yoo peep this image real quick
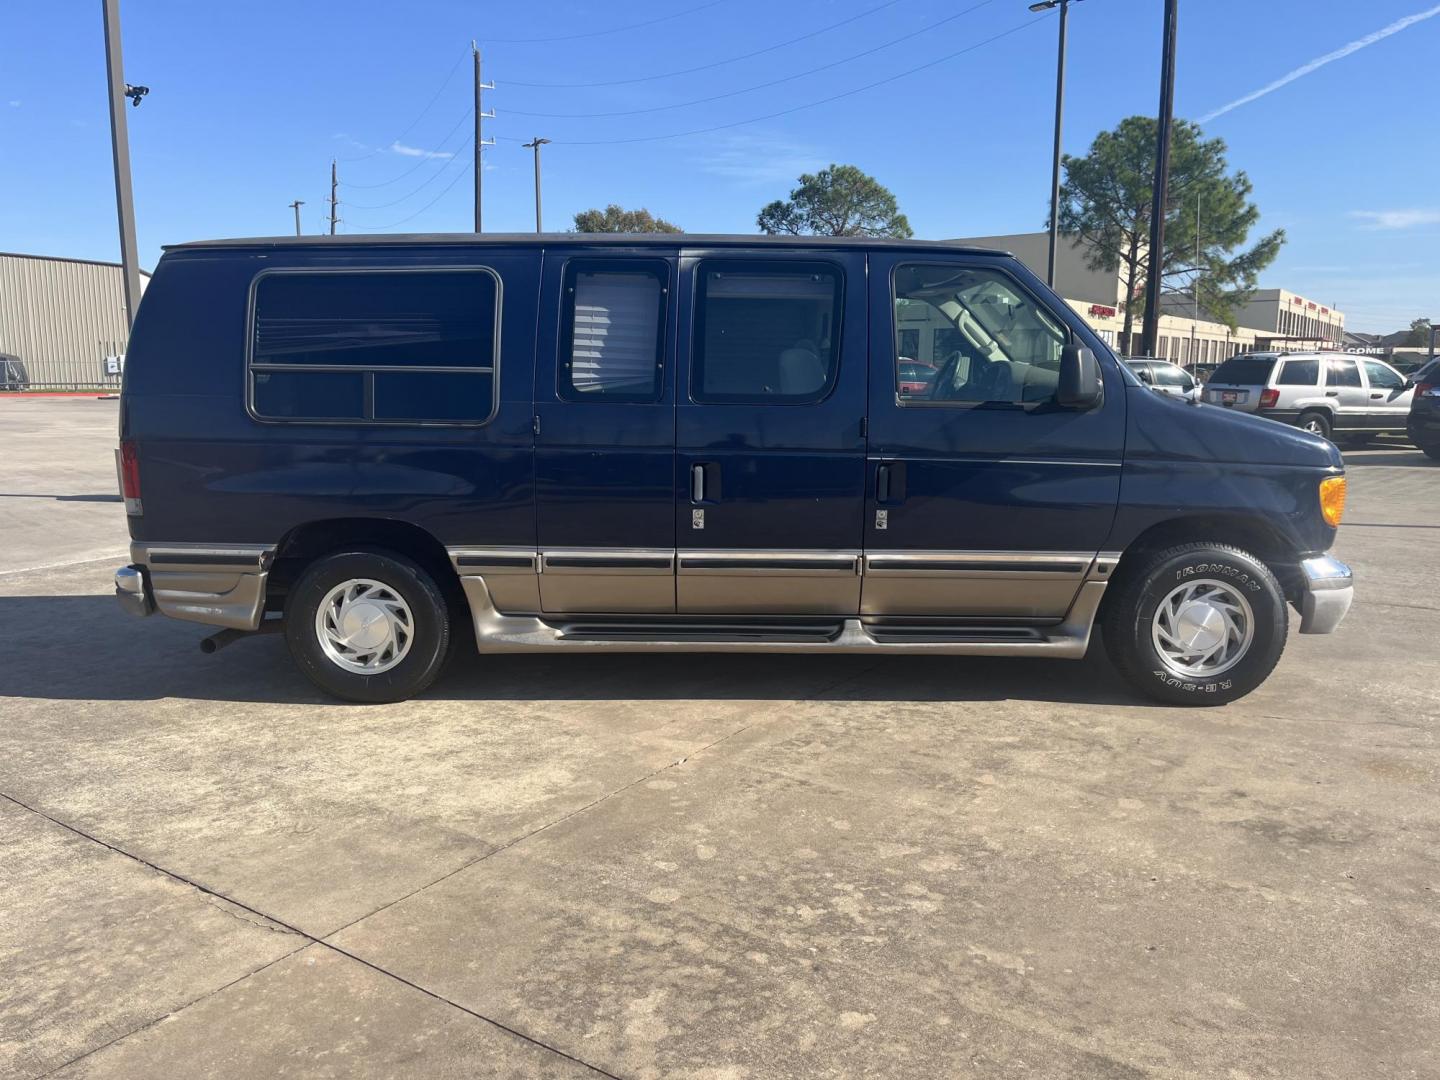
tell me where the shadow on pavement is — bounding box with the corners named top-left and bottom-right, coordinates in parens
top-left (1341, 450), bottom-right (1435, 467)
top-left (0, 593), bottom-right (1156, 709)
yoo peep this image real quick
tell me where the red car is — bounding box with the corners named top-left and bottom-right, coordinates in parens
top-left (897, 358), bottom-right (938, 396)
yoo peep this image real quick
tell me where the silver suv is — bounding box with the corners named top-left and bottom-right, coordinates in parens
top-left (1204, 351), bottom-right (1413, 443)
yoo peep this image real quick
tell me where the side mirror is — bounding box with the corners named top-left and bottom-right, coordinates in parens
top-left (1058, 344), bottom-right (1103, 409)
top-left (1136, 367), bottom-right (1154, 384)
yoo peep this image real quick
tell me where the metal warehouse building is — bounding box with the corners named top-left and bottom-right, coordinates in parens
top-left (0, 252), bottom-right (149, 389)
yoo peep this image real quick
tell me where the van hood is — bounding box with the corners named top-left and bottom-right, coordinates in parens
top-left (1124, 385), bottom-right (1343, 470)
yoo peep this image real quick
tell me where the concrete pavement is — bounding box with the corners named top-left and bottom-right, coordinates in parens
top-left (2, 398), bottom-right (1436, 1079)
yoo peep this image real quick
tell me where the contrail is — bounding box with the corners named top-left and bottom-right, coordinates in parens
top-left (1200, 4), bottom-right (1440, 122)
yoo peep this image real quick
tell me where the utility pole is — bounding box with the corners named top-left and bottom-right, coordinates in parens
top-left (1140, 0), bottom-right (1178, 359)
top-left (523, 137), bottom-right (550, 233)
top-left (327, 160), bottom-right (339, 235)
top-left (1028, 0), bottom-right (1077, 289)
top-left (102, 0), bottom-right (144, 331)
top-left (473, 41), bottom-right (495, 233)
top-left (289, 200), bottom-right (305, 237)
top-left (1190, 194), bottom-right (1199, 365)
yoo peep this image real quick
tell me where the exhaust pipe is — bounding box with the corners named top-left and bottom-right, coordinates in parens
top-left (199, 620), bottom-right (281, 654)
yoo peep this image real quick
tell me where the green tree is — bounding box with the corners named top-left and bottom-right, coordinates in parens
top-left (572, 204), bottom-right (682, 233)
top-left (1407, 317), bottom-right (1433, 347)
top-left (1057, 116), bottom-right (1284, 348)
top-left (757, 164), bottom-right (912, 238)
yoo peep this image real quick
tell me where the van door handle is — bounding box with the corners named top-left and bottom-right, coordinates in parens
top-left (691, 463), bottom-right (705, 503)
top-left (876, 464), bottom-right (891, 503)
top-left (1370, 392), bottom-right (1384, 398)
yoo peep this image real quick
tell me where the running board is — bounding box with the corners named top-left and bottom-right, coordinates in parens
top-left (458, 578), bottom-right (1109, 658)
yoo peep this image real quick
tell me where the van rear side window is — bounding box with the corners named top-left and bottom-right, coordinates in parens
top-left (248, 268), bottom-right (499, 424)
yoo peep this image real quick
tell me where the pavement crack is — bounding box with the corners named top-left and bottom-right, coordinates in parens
top-left (0, 790), bottom-right (624, 1080)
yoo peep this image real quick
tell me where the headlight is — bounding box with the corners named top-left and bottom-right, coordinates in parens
top-left (1319, 475), bottom-right (1347, 528)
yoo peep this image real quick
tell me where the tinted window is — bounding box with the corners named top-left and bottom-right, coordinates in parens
top-left (1276, 358), bottom-right (1320, 385)
top-left (1210, 356), bottom-right (1276, 385)
top-left (1363, 361), bottom-right (1403, 391)
top-left (1327, 358), bottom-right (1362, 388)
top-left (893, 264), bottom-right (1065, 405)
top-left (249, 269), bottom-right (498, 423)
top-left (692, 263), bottom-right (841, 403)
top-left (560, 263), bottom-right (665, 402)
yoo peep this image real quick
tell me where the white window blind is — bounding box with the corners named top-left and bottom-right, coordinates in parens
top-left (569, 272), bottom-right (662, 396)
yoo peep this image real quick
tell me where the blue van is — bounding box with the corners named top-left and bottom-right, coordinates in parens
top-left (113, 234), bottom-right (1352, 705)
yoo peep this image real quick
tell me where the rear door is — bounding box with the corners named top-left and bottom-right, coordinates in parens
top-left (1324, 356), bottom-right (1368, 431)
top-left (534, 248), bottom-right (677, 612)
top-left (862, 253), bottom-right (1124, 618)
top-left (674, 249), bottom-right (867, 614)
top-left (1361, 359), bottom-right (1412, 430)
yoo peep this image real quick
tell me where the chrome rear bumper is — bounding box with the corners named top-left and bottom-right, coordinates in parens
top-left (1298, 554), bottom-right (1352, 635)
top-left (115, 543), bottom-right (272, 629)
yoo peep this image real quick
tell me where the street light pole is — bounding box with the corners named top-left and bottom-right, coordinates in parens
top-left (523, 136), bottom-right (550, 233)
top-left (101, 0), bottom-right (143, 331)
top-left (289, 200), bottom-right (305, 237)
top-left (1140, 0), bottom-right (1178, 360)
top-left (1029, 0), bottom-right (1076, 289)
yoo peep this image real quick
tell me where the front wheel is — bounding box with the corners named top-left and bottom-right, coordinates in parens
top-left (1101, 543), bottom-right (1288, 706)
top-left (284, 550), bottom-right (451, 703)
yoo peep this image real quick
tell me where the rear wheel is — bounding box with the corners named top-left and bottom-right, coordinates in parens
top-left (284, 550), bottom-right (450, 703)
top-left (1102, 542), bottom-right (1288, 706)
top-left (1422, 442), bottom-right (1440, 462)
top-left (1297, 411), bottom-right (1332, 441)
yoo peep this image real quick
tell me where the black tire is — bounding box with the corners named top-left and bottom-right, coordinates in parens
top-left (1102, 542), bottom-right (1288, 707)
top-left (1419, 441), bottom-right (1440, 462)
top-left (1297, 410), bottom-right (1332, 441)
top-left (284, 549), bottom-right (450, 703)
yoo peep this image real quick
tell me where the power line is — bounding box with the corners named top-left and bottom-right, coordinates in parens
top-left (342, 134), bottom-right (474, 210)
top-left (484, 0), bottom-right (727, 44)
top-left (349, 156), bottom-right (476, 231)
top-left (506, 0), bottom-right (1000, 119)
top-left (338, 45), bottom-right (470, 162)
top-left (341, 107), bottom-right (473, 189)
top-left (503, 0), bottom-right (910, 88)
top-left (492, 16), bottom-right (1045, 147)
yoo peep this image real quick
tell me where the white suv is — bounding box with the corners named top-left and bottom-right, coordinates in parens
top-left (1203, 351), bottom-right (1413, 443)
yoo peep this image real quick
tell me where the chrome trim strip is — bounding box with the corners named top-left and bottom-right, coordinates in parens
top-left (678, 550), bottom-right (860, 576)
top-left (541, 549), bottom-right (674, 576)
top-left (461, 574), bottom-right (1108, 657)
top-left (1087, 551), bottom-right (1122, 580)
top-left (133, 542), bottom-right (273, 570)
top-left (448, 547), bottom-right (538, 575)
top-left (864, 550), bottom-right (1093, 577)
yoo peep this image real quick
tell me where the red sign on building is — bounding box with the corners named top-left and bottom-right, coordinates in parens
top-left (1088, 304), bottom-right (1117, 318)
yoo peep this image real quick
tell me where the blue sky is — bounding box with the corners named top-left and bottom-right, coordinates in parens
top-left (2, 0), bottom-right (1437, 332)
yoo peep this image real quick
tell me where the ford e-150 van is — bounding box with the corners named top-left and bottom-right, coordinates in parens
top-left (113, 234), bottom-right (1352, 705)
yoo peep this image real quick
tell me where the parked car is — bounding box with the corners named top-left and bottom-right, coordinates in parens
top-left (1203, 350), bottom-right (1414, 444)
top-left (1, 353), bottom-right (30, 391)
top-left (1405, 357), bottom-right (1440, 461)
top-left (1124, 358), bottom-right (1201, 403)
top-left (113, 234), bottom-right (1352, 707)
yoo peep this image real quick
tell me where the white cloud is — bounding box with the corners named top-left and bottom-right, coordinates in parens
top-left (7, 100), bottom-right (19, 107)
top-left (691, 131), bottom-right (828, 188)
top-left (390, 141), bottom-right (453, 160)
top-left (1348, 209), bottom-right (1440, 230)
top-left (1200, 4), bottom-right (1440, 122)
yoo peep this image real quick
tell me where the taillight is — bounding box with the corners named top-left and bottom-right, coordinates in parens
top-left (117, 440), bottom-right (142, 516)
top-left (1418, 381), bottom-right (1437, 397)
top-left (1259, 388), bottom-right (1279, 409)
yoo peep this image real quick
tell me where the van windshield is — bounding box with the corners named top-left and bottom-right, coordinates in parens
top-left (1210, 356), bottom-right (1275, 385)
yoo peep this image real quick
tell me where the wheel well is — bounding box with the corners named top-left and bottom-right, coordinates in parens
top-left (266, 518), bottom-right (463, 614)
top-left (1107, 515), bottom-right (1304, 606)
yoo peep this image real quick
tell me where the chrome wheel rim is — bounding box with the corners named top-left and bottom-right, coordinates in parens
top-left (1302, 417), bottom-right (1325, 435)
top-left (1151, 578), bottom-right (1254, 679)
top-left (314, 578), bottom-right (414, 674)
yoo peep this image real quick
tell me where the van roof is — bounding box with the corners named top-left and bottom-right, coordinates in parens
top-left (164, 232), bottom-right (1012, 256)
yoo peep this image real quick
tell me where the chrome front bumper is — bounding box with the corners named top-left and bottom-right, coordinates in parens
top-left (1298, 554), bottom-right (1353, 635)
top-left (114, 565), bottom-right (154, 617)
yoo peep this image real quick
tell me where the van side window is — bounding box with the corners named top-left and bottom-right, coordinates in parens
top-left (560, 261), bottom-right (666, 402)
top-left (1326, 358), bottom-right (1362, 389)
top-left (249, 269), bottom-right (499, 424)
top-left (893, 264), bottom-right (1065, 405)
top-left (1276, 358), bottom-right (1319, 385)
top-left (692, 263), bottom-right (841, 404)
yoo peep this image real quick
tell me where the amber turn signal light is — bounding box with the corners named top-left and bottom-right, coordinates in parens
top-left (1319, 475), bottom-right (1346, 528)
